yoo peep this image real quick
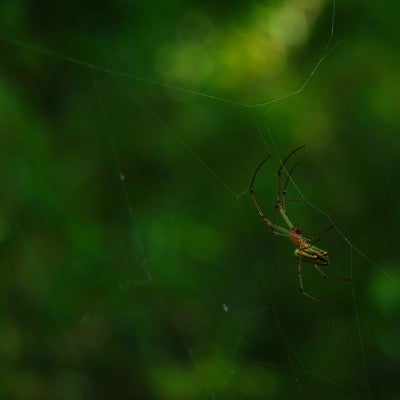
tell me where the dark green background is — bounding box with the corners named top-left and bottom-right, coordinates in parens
top-left (1, 1), bottom-right (399, 399)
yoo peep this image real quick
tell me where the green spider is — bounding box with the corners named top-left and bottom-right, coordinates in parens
top-left (250, 145), bottom-right (349, 303)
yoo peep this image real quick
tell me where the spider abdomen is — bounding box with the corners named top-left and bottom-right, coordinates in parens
top-left (294, 246), bottom-right (329, 266)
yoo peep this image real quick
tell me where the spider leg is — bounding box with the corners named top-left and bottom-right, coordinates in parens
top-left (250, 154), bottom-right (292, 236)
top-left (275, 203), bottom-right (295, 229)
top-left (314, 264), bottom-right (351, 282)
top-left (282, 162), bottom-right (298, 210)
top-left (251, 147), bottom-right (306, 232)
top-left (257, 211), bottom-right (292, 236)
top-left (297, 256), bottom-right (321, 303)
top-left (277, 145), bottom-right (306, 204)
top-left (314, 264), bottom-right (330, 279)
top-left (308, 224), bottom-right (335, 245)
top-left (274, 145), bottom-right (307, 229)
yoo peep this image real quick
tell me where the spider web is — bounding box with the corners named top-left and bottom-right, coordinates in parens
top-left (1, 1), bottom-right (399, 399)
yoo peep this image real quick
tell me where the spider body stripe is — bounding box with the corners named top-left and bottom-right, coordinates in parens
top-left (295, 247), bottom-right (329, 266)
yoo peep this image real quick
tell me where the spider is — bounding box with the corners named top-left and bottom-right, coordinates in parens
top-left (249, 145), bottom-right (349, 303)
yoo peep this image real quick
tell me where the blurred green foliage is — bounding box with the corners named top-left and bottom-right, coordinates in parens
top-left (1, 0), bottom-right (400, 399)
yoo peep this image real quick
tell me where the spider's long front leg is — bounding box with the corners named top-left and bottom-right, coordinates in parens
top-left (250, 152), bottom-right (296, 236)
top-left (277, 145), bottom-right (306, 207)
top-left (297, 257), bottom-right (321, 303)
top-left (275, 202), bottom-right (295, 229)
top-left (281, 162), bottom-right (298, 211)
top-left (308, 225), bottom-right (335, 245)
top-left (250, 163), bottom-right (292, 237)
top-left (256, 209), bottom-right (291, 237)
